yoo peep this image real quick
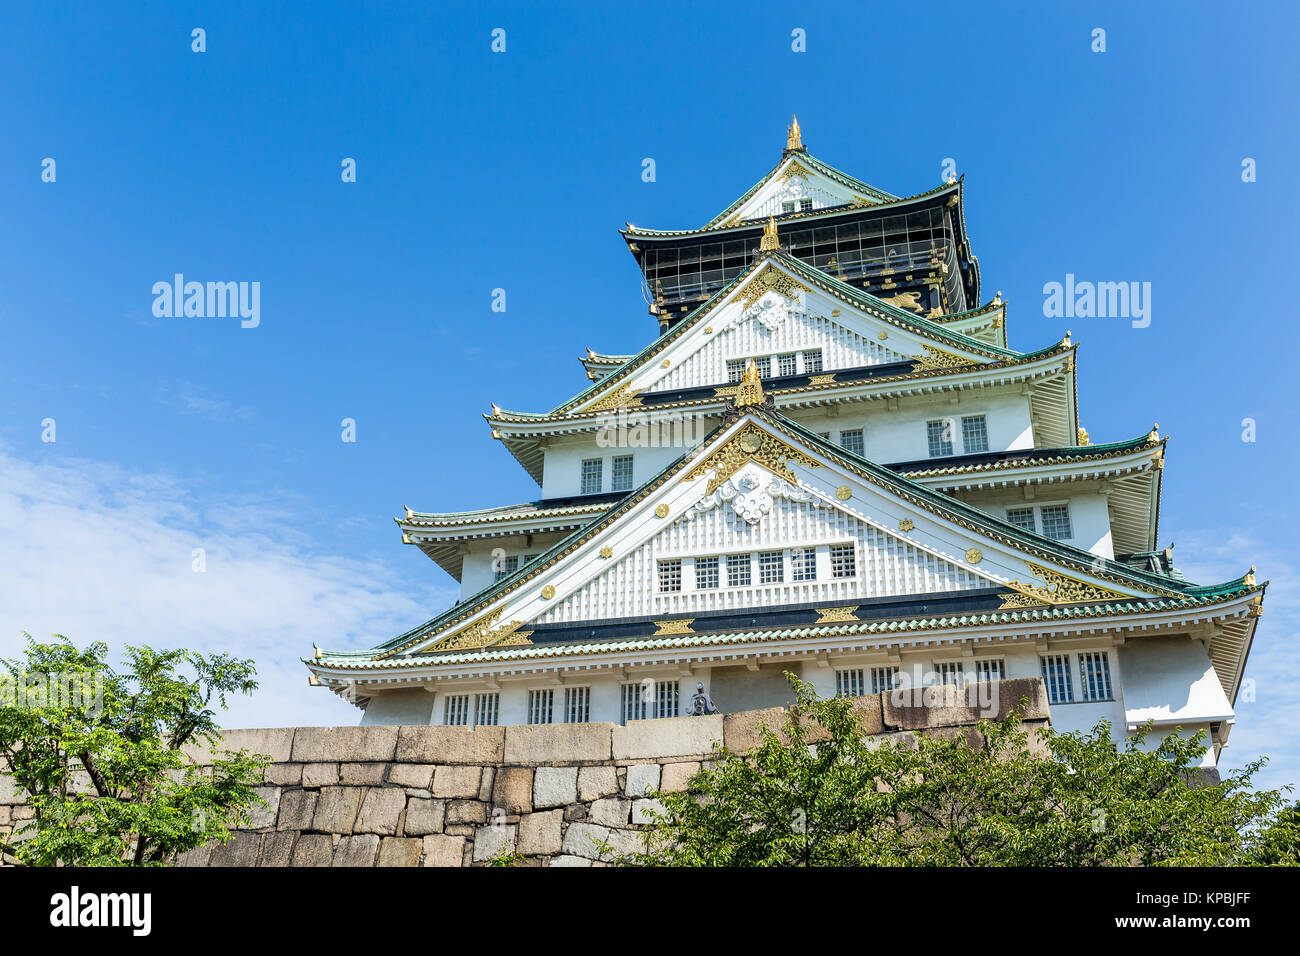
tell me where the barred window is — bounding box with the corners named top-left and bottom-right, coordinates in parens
top-left (493, 554), bottom-right (519, 583)
top-left (528, 688), bottom-right (554, 724)
top-left (871, 666), bottom-right (899, 694)
top-left (829, 543), bottom-right (856, 578)
top-left (974, 659), bottom-right (1006, 683)
top-left (726, 553), bottom-right (751, 586)
top-left (802, 349), bottom-right (823, 374)
top-left (1041, 504), bottom-right (1073, 540)
top-left (564, 686), bottom-right (590, 723)
top-left (695, 555), bottom-right (719, 589)
top-left (655, 680), bottom-right (680, 719)
top-left (1006, 507), bottom-right (1036, 533)
top-left (726, 359), bottom-right (746, 383)
top-left (658, 559), bottom-right (682, 593)
top-left (621, 682), bottom-right (648, 723)
top-left (778, 352), bottom-right (798, 377)
top-left (840, 428), bottom-right (864, 456)
top-left (752, 356), bottom-right (771, 379)
top-left (758, 550), bottom-right (784, 584)
top-left (800, 199), bottom-right (814, 212)
top-left (581, 458), bottom-right (603, 495)
top-left (961, 414), bottom-right (989, 454)
top-left (836, 668), bottom-right (866, 697)
top-left (791, 547), bottom-right (817, 582)
top-left (782, 200), bottom-right (796, 213)
top-left (1080, 652), bottom-right (1112, 701)
top-left (444, 694), bottom-right (470, 726)
top-left (474, 693), bottom-right (500, 726)
top-left (1040, 654), bottom-right (1074, 704)
top-left (937, 661), bottom-right (965, 688)
top-left (611, 455), bottom-right (634, 492)
top-left (927, 419), bottom-right (954, 457)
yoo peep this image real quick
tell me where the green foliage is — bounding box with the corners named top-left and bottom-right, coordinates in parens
top-left (487, 849), bottom-right (526, 867)
top-left (0, 634), bottom-right (270, 866)
top-left (623, 674), bottom-right (1293, 867)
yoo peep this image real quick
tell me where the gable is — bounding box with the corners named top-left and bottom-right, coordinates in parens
top-left (399, 413), bottom-right (1173, 656)
top-left (717, 157), bottom-right (879, 226)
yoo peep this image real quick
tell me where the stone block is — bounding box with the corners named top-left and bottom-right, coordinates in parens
top-left (602, 827), bottom-right (646, 860)
top-left (625, 763), bottom-right (661, 798)
top-left (472, 823), bottom-right (518, 863)
top-left (611, 715), bottom-right (722, 760)
top-left (387, 763), bottom-right (436, 789)
top-left (333, 833), bottom-right (380, 866)
top-left (291, 726), bottom-right (398, 763)
top-left (446, 800), bottom-right (487, 825)
top-left (301, 763), bottom-right (339, 788)
top-left (517, 810), bottom-right (563, 856)
top-left (659, 761), bottom-right (700, 793)
top-left (266, 763), bottom-right (303, 787)
top-left (403, 797), bottom-right (446, 836)
top-left (247, 786), bottom-right (281, 829)
top-left (548, 854), bottom-right (592, 867)
top-left (503, 723), bottom-right (612, 764)
top-left (185, 727), bottom-right (295, 766)
top-left (532, 766), bottom-right (578, 808)
top-left (422, 833), bottom-right (466, 867)
top-left (209, 831), bottom-right (262, 867)
top-left (355, 788), bottom-right (406, 835)
top-left (312, 786), bottom-right (364, 835)
top-left (632, 798), bottom-right (667, 826)
top-left (176, 845), bottom-right (211, 867)
top-left (561, 821), bottom-right (610, 860)
top-left (492, 767), bottom-right (533, 815)
top-left (339, 762), bottom-right (388, 786)
top-left (577, 765), bottom-right (619, 801)
top-left (0, 774), bottom-right (27, 805)
top-left (722, 706), bottom-right (788, 752)
top-left (260, 831), bottom-right (297, 867)
top-left (291, 833), bottom-right (334, 867)
top-left (277, 789), bottom-right (318, 831)
top-left (478, 767), bottom-right (495, 801)
top-left (880, 681), bottom-right (1012, 731)
top-left (431, 765), bottom-right (482, 798)
top-left (377, 837), bottom-right (424, 867)
top-left (588, 796), bottom-right (631, 828)
top-left (396, 725), bottom-right (505, 764)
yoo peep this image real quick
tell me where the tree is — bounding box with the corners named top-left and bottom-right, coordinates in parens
top-left (625, 674), bottom-right (1294, 867)
top-left (0, 634), bottom-right (270, 866)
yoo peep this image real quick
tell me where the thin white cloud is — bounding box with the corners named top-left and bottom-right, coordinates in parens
top-left (152, 381), bottom-right (255, 423)
top-left (0, 446), bottom-right (453, 729)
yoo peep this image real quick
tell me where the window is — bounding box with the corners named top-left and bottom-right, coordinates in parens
top-left (1080, 652), bottom-right (1112, 701)
top-left (752, 356), bottom-right (771, 379)
top-left (474, 693), bottom-right (499, 726)
top-left (778, 352), bottom-right (798, 377)
top-left (758, 550), bottom-right (784, 584)
top-left (800, 199), bottom-right (814, 212)
top-left (836, 668), bottom-right (866, 697)
top-left (564, 686), bottom-right (590, 723)
top-left (782, 200), bottom-right (796, 213)
top-left (1006, 507), bottom-right (1036, 533)
top-left (1040, 654), bottom-right (1074, 704)
top-left (974, 659), bottom-right (1006, 683)
top-left (803, 349), bottom-right (823, 374)
top-left (444, 694), bottom-right (470, 726)
top-left (829, 544), bottom-right (856, 579)
top-left (871, 666), bottom-right (899, 694)
top-left (695, 555), bottom-right (719, 589)
top-left (658, 559), bottom-right (682, 593)
top-left (655, 680), bottom-right (680, 718)
top-left (927, 419), bottom-right (954, 457)
top-left (840, 428), bottom-right (864, 456)
top-left (961, 415), bottom-right (989, 453)
top-left (581, 458), bottom-right (603, 495)
top-left (1041, 504), bottom-right (1073, 540)
top-left (528, 689), bottom-right (554, 724)
top-left (493, 554), bottom-right (519, 583)
top-left (611, 455), bottom-right (633, 492)
top-left (937, 662), bottom-right (965, 688)
top-left (726, 553), bottom-right (751, 586)
top-left (621, 682), bottom-right (647, 723)
top-left (791, 547), bottom-right (817, 582)
top-left (726, 358), bottom-right (746, 383)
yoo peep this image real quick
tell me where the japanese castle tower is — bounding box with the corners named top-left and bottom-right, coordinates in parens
top-left (308, 119), bottom-right (1263, 767)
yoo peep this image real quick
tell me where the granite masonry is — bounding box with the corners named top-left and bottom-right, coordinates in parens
top-left (0, 678), bottom-right (1050, 867)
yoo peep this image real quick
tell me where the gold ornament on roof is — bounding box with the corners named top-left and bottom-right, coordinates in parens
top-left (759, 215), bottom-right (780, 252)
top-left (786, 114), bottom-right (802, 151)
top-left (541, 585), bottom-right (556, 600)
top-left (587, 383), bottom-right (644, 412)
top-left (1077, 426), bottom-right (1091, 446)
top-left (1243, 566), bottom-right (1257, 588)
top-left (421, 610), bottom-right (529, 653)
top-left (733, 359), bottom-right (766, 407)
top-left (899, 518), bottom-right (914, 532)
top-left (998, 561), bottom-right (1131, 609)
top-left (965, 548), bottom-right (983, 565)
top-left (653, 619), bottom-right (695, 636)
top-left (835, 485), bottom-right (852, 500)
top-left (682, 422), bottom-right (821, 495)
top-left (910, 344), bottom-right (975, 371)
top-left (814, 606), bottom-right (859, 624)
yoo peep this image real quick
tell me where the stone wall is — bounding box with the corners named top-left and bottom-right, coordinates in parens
top-left (0, 679), bottom-right (1050, 867)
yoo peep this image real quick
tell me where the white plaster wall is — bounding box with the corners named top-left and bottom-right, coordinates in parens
top-left (956, 489), bottom-right (1115, 559)
top-left (359, 688), bottom-right (435, 726)
top-left (459, 532), bottom-right (568, 600)
top-left (540, 426), bottom-right (716, 500)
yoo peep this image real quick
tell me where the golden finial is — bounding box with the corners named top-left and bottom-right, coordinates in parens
top-left (1148, 422), bottom-right (1160, 442)
top-left (786, 114), bottom-right (803, 152)
top-left (733, 359), bottom-right (766, 407)
top-left (313, 644), bottom-right (322, 660)
top-left (1062, 329), bottom-right (1072, 347)
top-left (992, 290), bottom-right (1003, 306)
top-left (1077, 426), bottom-right (1090, 446)
top-left (404, 504), bottom-right (413, 519)
top-left (759, 215), bottom-right (780, 252)
top-left (491, 403), bottom-right (502, 416)
top-left (1244, 565), bottom-right (1257, 587)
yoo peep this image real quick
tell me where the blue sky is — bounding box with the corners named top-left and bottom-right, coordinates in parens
top-left (1, 2), bottom-right (1297, 792)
